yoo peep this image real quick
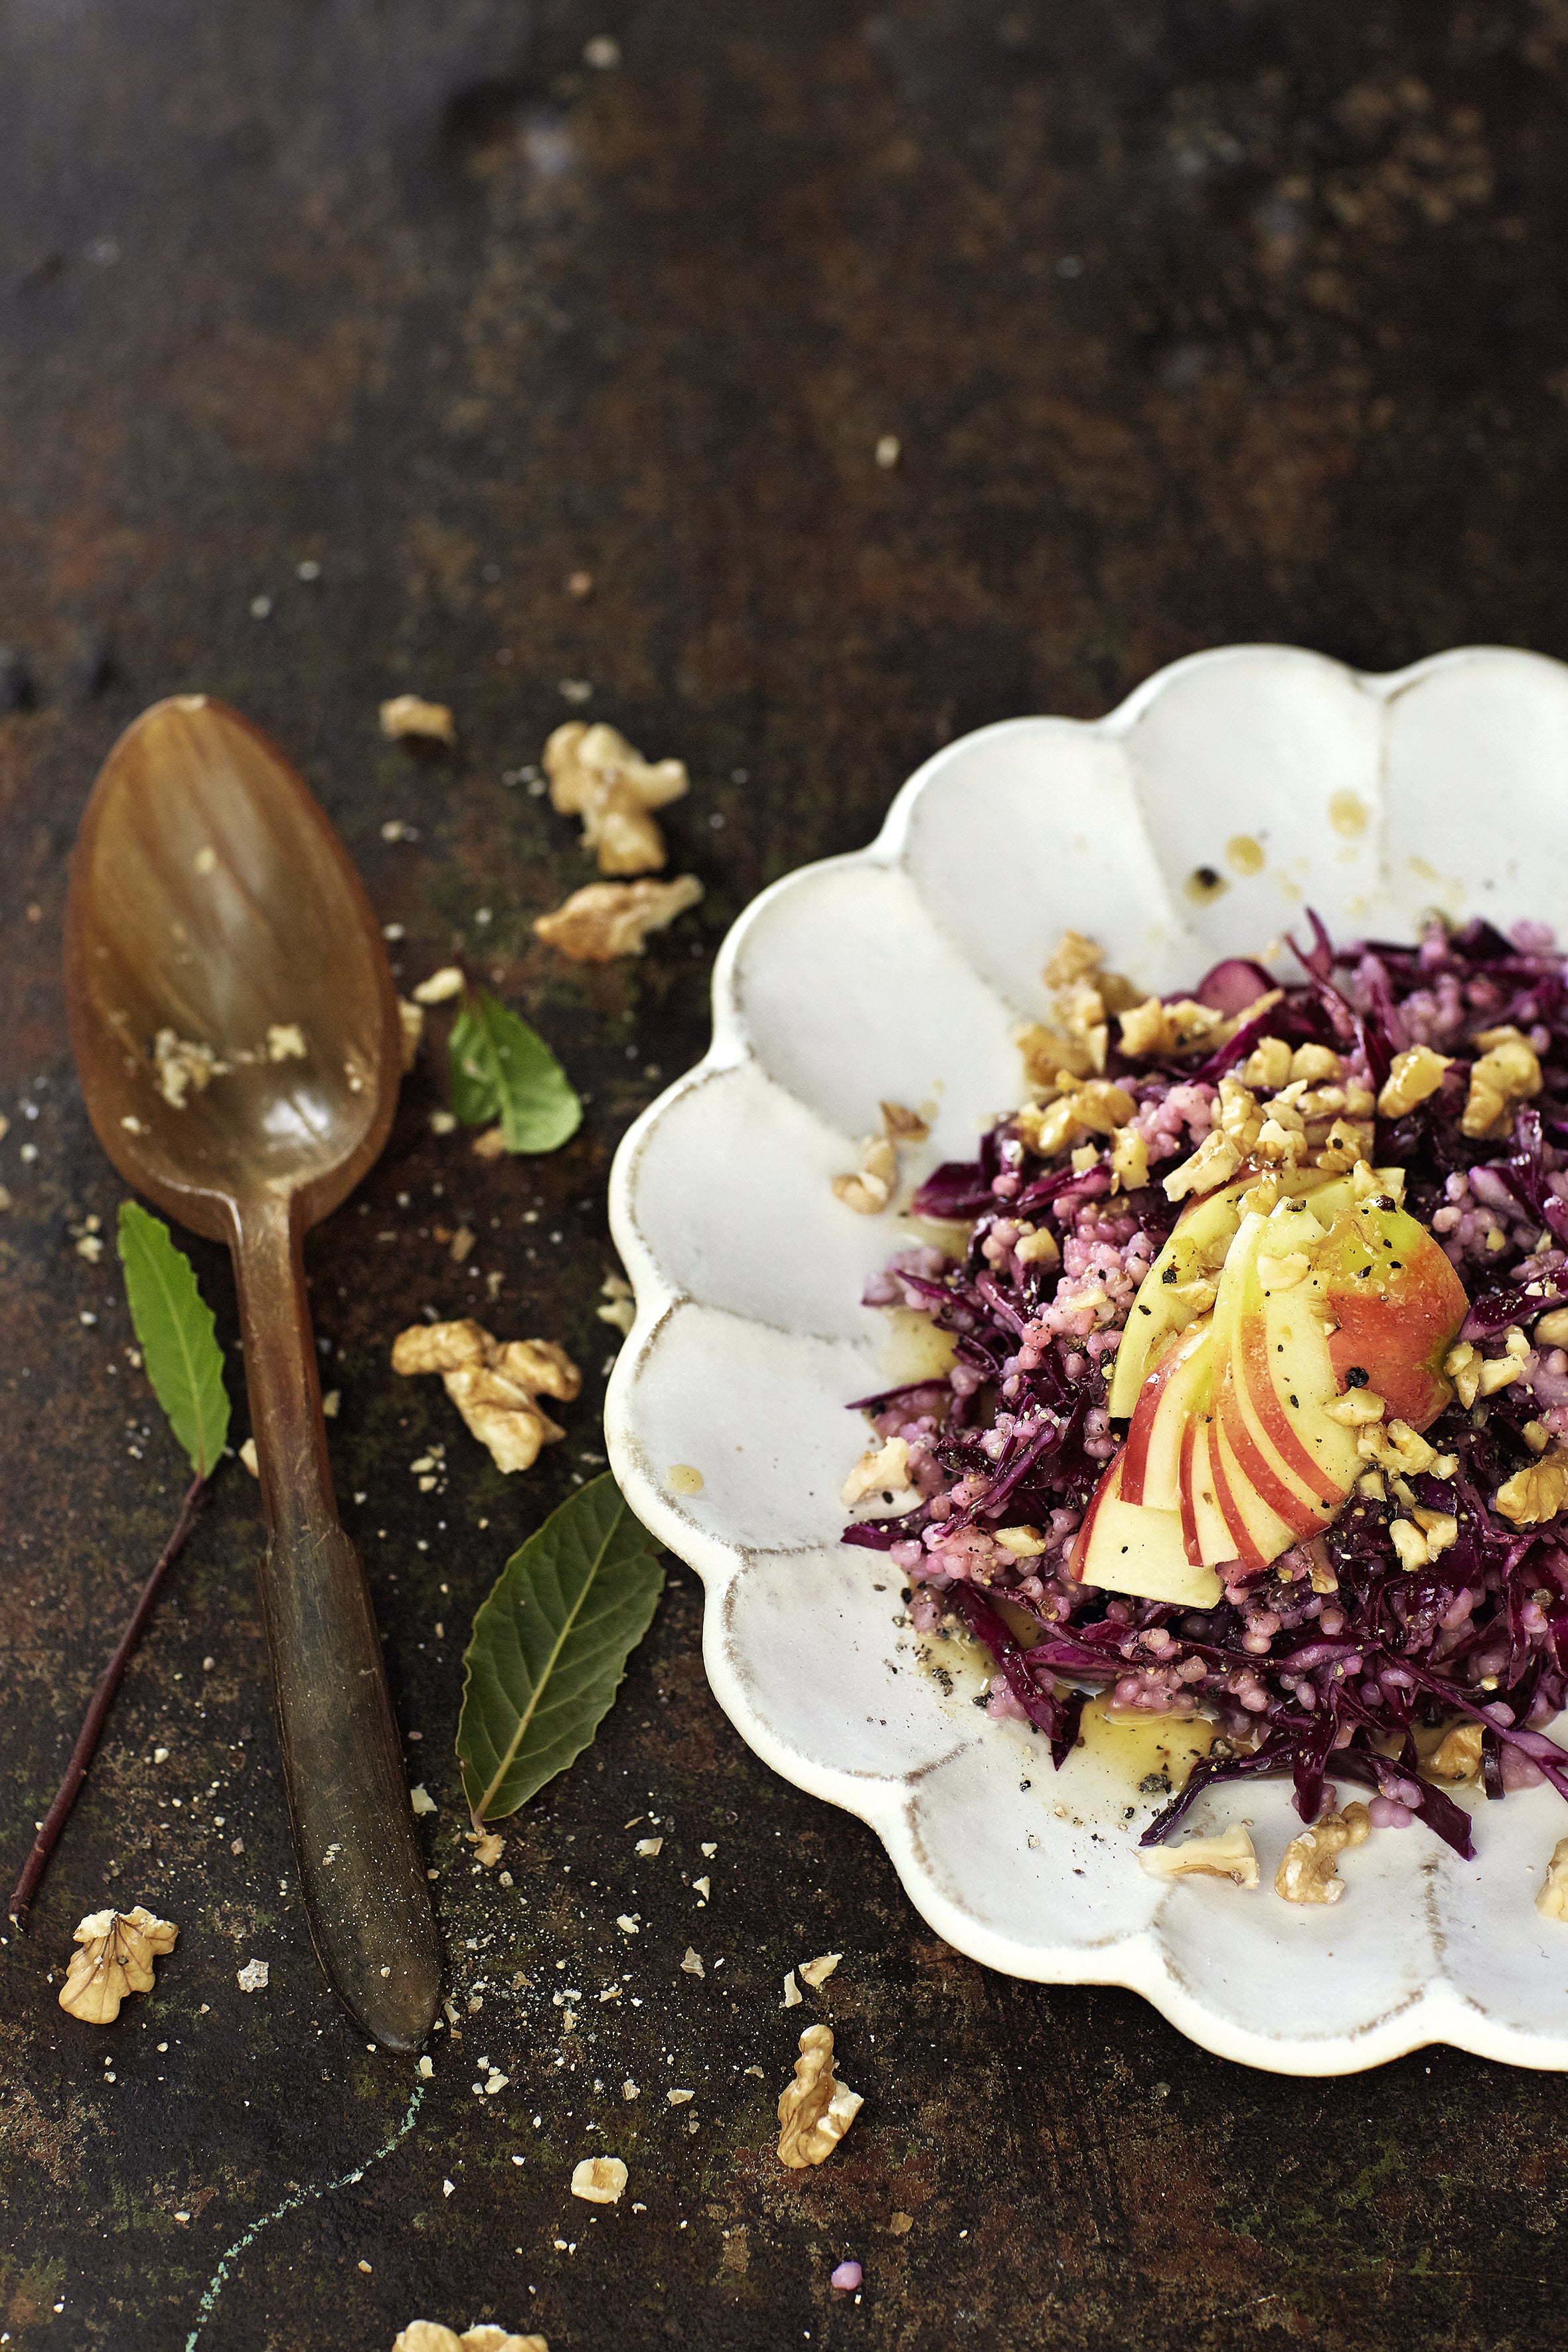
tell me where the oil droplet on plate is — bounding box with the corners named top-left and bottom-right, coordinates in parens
top-left (667, 1462), bottom-right (704, 1494)
top-left (1328, 790), bottom-right (1369, 840)
top-left (1225, 834), bottom-right (1265, 877)
top-left (1184, 864), bottom-right (1229, 904)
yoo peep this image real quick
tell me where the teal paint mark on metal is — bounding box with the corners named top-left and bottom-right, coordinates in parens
top-left (183, 2079), bottom-right (426, 2348)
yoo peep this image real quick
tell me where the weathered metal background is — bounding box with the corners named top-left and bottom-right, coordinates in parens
top-left (3, 2), bottom-right (1568, 2345)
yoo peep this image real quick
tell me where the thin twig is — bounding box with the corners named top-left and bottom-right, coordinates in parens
top-left (9, 1471), bottom-right (207, 1927)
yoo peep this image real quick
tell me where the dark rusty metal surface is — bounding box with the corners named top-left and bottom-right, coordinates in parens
top-left (3, 2), bottom-right (1568, 2345)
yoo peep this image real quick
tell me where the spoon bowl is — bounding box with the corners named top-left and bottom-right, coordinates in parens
top-left (66, 694), bottom-right (441, 2049)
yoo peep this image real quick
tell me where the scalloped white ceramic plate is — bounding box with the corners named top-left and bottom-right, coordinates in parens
top-left (605, 643), bottom-right (1568, 2075)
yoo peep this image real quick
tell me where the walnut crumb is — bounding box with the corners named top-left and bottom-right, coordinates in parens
top-left (1425, 1722), bottom-right (1484, 1783)
top-left (840, 1435), bottom-right (913, 1509)
top-left (1137, 1826), bottom-right (1259, 1886)
top-left (1377, 1045), bottom-right (1452, 1119)
top-left (544, 720), bottom-right (688, 875)
top-left (832, 1132), bottom-right (897, 1215)
top-left (797, 1952), bottom-right (842, 1988)
top-left (1495, 1449), bottom-right (1568, 1527)
top-left (777, 2025), bottom-right (863, 2168)
top-left (58, 1907), bottom-right (178, 2024)
top-left (397, 999), bottom-right (424, 1071)
top-left (153, 1028), bottom-right (229, 1109)
top-left (1536, 1837), bottom-right (1568, 1921)
top-left (534, 875), bottom-right (703, 961)
top-left (393, 2325), bottom-right (548, 2352)
top-left (1275, 1804), bottom-right (1371, 1904)
top-left (1461, 1029), bottom-right (1542, 1138)
top-left (570, 2155), bottom-right (628, 2205)
top-left (413, 967), bottom-right (466, 1006)
top-left (379, 694), bottom-right (456, 745)
top-left (392, 1320), bottom-right (581, 1472)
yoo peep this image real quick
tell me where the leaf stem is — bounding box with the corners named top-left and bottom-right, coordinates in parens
top-left (9, 1472), bottom-right (207, 1928)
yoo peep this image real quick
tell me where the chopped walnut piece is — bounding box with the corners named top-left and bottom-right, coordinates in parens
top-left (1118, 995), bottom-right (1225, 1059)
top-left (777, 2025), bottom-right (863, 2169)
top-left (1163, 1129), bottom-right (1243, 1203)
top-left (1289, 1042), bottom-right (1341, 1083)
top-left (380, 694), bottom-right (456, 745)
top-left (412, 966), bottom-right (466, 1006)
top-left (1137, 1826), bottom-right (1259, 1887)
top-left (1042, 929), bottom-right (1104, 988)
top-left (1412, 1508), bottom-right (1459, 1557)
top-left (392, 1320), bottom-right (580, 1472)
top-left (993, 1524), bottom-right (1049, 1557)
top-left (398, 998), bottom-right (424, 1071)
top-left (153, 1028), bottom-right (229, 1109)
top-left (1388, 1518), bottom-right (1429, 1572)
top-left (1109, 1125), bottom-right (1148, 1194)
top-left (797, 1952), bottom-right (842, 1988)
top-left (1524, 1419), bottom-right (1552, 1455)
top-left (880, 1100), bottom-right (929, 1140)
top-left (1496, 1449), bottom-right (1568, 1527)
top-left (570, 2155), bottom-right (629, 2204)
top-left (1324, 1389), bottom-right (1386, 1427)
top-left (59, 1907), bottom-right (178, 2024)
top-left (1314, 1116), bottom-right (1376, 1172)
top-left (1014, 1020), bottom-right (1097, 1087)
top-left (1357, 1419), bottom-right (1454, 1480)
top-left (1014, 1225), bottom-right (1060, 1268)
top-left (471, 1125), bottom-right (507, 1160)
top-left (1425, 1722), bottom-right (1484, 1783)
top-left (1476, 1356), bottom-right (1524, 1396)
top-left (393, 2327), bottom-right (548, 2352)
top-left (544, 720), bottom-right (688, 876)
top-left (833, 1133), bottom-right (897, 1215)
top-left (597, 1273), bottom-right (636, 1335)
top-left (1239, 1035), bottom-right (1293, 1089)
top-left (534, 875), bottom-right (704, 962)
top-left (1275, 1804), bottom-right (1371, 1904)
top-left (1461, 1028), bottom-right (1542, 1138)
top-left (840, 1436), bottom-right (913, 1508)
top-left (467, 1828), bottom-right (505, 1867)
top-left (1537, 1838), bottom-right (1568, 1922)
top-left (1377, 1046), bottom-right (1452, 1119)
top-left (1444, 1341), bottom-right (1482, 1410)
top-left (239, 1437), bottom-right (259, 1477)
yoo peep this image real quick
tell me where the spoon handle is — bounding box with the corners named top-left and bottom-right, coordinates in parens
top-left (232, 1198), bottom-right (441, 2049)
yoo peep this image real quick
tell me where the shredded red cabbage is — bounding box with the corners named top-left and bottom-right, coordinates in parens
top-left (846, 915), bottom-right (1568, 1855)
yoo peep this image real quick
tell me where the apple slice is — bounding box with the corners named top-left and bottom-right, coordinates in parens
top-left (1186, 1413), bottom-right (1243, 1568)
top-left (1107, 1164), bottom-right (1404, 1417)
top-left (1316, 1200), bottom-right (1468, 1429)
top-left (1071, 1452), bottom-right (1223, 1608)
top-left (1217, 1205), bottom-right (1362, 1506)
top-left (1121, 1318), bottom-right (1212, 1509)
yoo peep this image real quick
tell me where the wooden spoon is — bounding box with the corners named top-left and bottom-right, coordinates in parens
top-left (64, 694), bottom-right (441, 2049)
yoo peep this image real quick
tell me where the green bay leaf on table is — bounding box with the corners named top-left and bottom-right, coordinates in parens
top-left (457, 1474), bottom-right (665, 1824)
top-left (116, 1200), bottom-right (230, 1479)
top-left (447, 986), bottom-right (582, 1153)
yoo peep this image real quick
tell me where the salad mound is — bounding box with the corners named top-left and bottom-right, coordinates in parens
top-left (842, 915), bottom-right (1568, 1867)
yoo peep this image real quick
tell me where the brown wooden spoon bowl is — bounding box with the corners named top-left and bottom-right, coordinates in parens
top-left (65, 694), bottom-right (441, 2050)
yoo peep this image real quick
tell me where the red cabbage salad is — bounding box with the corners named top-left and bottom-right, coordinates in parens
top-left (842, 915), bottom-right (1568, 1890)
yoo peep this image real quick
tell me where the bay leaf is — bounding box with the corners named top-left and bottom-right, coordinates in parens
top-left (116, 1200), bottom-right (230, 1478)
top-left (457, 1474), bottom-right (664, 1823)
top-left (447, 986), bottom-right (582, 1154)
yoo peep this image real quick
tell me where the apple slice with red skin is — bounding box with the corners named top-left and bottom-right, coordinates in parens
top-left (1212, 1205), bottom-right (1360, 1513)
top-left (1108, 1165), bottom-right (1403, 1417)
top-left (1316, 1200), bottom-right (1468, 1429)
top-left (1121, 1318), bottom-right (1212, 1509)
top-left (1070, 1451), bottom-right (1223, 1608)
